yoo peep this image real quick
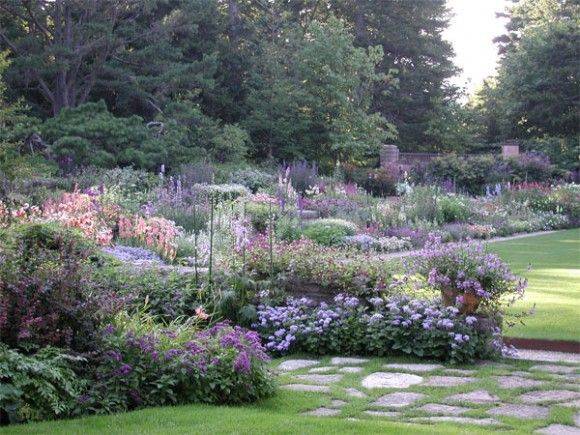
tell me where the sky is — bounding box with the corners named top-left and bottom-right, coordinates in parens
top-left (443, 0), bottom-right (511, 95)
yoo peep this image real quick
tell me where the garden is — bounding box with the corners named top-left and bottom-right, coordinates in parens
top-left (1, 158), bottom-right (578, 433)
top-left (0, 1), bottom-right (579, 434)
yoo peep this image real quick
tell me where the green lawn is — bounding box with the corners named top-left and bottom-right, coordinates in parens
top-left (5, 355), bottom-right (578, 435)
top-left (489, 228), bottom-right (580, 341)
top-left (0, 391), bottom-right (490, 435)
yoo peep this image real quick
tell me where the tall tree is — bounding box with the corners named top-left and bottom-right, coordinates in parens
top-left (0, 0), bottom-right (215, 117)
top-left (330, 0), bottom-right (458, 151)
top-left (244, 16), bottom-right (394, 164)
top-left (478, 0), bottom-right (579, 140)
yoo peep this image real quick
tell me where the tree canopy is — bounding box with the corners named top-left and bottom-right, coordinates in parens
top-left (0, 0), bottom-right (578, 170)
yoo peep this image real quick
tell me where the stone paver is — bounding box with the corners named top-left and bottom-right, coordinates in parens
top-left (530, 365), bottom-right (577, 374)
top-left (302, 407), bottom-right (340, 417)
top-left (294, 374), bottom-right (343, 385)
top-left (511, 371), bottom-right (534, 377)
top-left (362, 372), bottom-right (423, 389)
top-left (382, 363), bottom-right (443, 373)
top-left (339, 367), bottom-right (363, 373)
top-left (409, 416), bottom-right (500, 426)
top-left (487, 404), bottom-right (550, 420)
top-left (364, 410), bottom-right (401, 418)
top-left (278, 359), bottom-right (319, 371)
top-left (446, 390), bottom-right (500, 404)
top-left (422, 376), bottom-right (475, 387)
top-left (345, 387), bottom-right (367, 398)
top-left (282, 384), bottom-right (330, 393)
top-left (444, 369), bottom-right (477, 376)
top-left (331, 357), bottom-right (369, 365)
top-left (574, 412), bottom-right (580, 426)
top-left (535, 424), bottom-right (580, 434)
top-left (330, 399), bottom-right (347, 408)
top-left (562, 400), bottom-right (580, 408)
top-left (513, 350), bottom-right (580, 364)
top-left (416, 403), bottom-right (470, 416)
top-left (519, 390), bottom-right (580, 404)
top-left (476, 361), bottom-right (512, 369)
top-left (309, 366), bottom-right (335, 373)
top-left (494, 375), bottom-right (545, 389)
top-left (371, 392), bottom-right (426, 408)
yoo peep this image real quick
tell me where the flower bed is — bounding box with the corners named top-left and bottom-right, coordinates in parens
top-left (254, 295), bottom-right (504, 364)
top-left (244, 236), bottom-right (394, 296)
top-left (81, 318), bottom-right (275, 413)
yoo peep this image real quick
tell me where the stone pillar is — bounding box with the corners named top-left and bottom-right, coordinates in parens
top-left (501, 140), bottom-right (520, 158)
top-left (380, 144), bottom-right (399, 169)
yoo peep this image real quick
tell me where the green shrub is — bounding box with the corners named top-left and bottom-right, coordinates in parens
top-left (0, 346), bottom-right (86, 424)
top-left (402, 186), bottom-right (442, 224)
top-left (302, 218), bottom-right (357, 246)
top-left (42, 101), bottom-right (161, 170)
top-left (230, 168), bottom-right (275, 193)
top-left (275, 215), bottom-right (302, 242)
top-left (438, 194), bottom-right (471, 223)
top-left (246, 202), bottom-right (277, 232)
top-left (0, 223), bottom-right (113, 353)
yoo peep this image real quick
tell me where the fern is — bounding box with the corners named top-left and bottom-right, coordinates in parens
top-left (0, 345), bottom-right (86, 423)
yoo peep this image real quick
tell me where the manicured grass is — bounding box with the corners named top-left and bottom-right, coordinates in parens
top-left (488, 229), bottom-right (580, 341)
top-left (0, 391), bottom-right (487, 435)
top-left (6, 355), bottom-right (578, 435)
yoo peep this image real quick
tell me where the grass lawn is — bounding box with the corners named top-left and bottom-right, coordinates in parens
top-left (0, 397), bottom-right (483, 435)
top-left (4, 355), bottom-right (579, 435)
top-left (488, 228), bottom-right (580, 341)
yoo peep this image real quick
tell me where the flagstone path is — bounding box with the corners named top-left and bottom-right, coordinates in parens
top-left (275, 356), bottom-right (580, 432)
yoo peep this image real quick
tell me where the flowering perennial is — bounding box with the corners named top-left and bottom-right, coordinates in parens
top-left (254, 294), bottom-right (505, 363)
top-left (85, 320), bottom-right (274, 411)
top-left (412, 236), bottom-right (527, 306)
top-left (118, 215), bottom-right (180, 260)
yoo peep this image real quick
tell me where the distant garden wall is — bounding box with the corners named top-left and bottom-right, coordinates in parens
top-left (380, 141), bottom-right (522, 176)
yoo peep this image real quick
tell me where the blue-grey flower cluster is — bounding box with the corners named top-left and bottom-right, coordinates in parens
top-left (254, 294), bottom-right (505, 363)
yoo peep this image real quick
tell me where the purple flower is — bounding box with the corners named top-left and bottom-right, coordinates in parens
top-left (164, 349), bottom-right (183, 360)
top-left (106, 350), bottom-right (122, 362)
top-left (116, 364), bottom-right (133, 376)
top-left (234, 351), bottom-right (252, 374)
top-left (465, 316), bottom-right (477, 326)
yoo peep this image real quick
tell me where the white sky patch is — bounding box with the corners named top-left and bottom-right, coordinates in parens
top-left (444, 0), bottom-right (511, 95)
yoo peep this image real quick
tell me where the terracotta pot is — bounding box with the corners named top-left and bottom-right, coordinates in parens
top-left (441, 288), bottom-right (481, 314)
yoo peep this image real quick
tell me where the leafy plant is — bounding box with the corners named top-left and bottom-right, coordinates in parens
top-left (82, 315), bottom-right (275, 414)
top-left (0, 223), bottom-right (115, 352)
top-left (0, 346), bottom-right (86, 424)
top-left (302, 218), bottom-right (357, 246)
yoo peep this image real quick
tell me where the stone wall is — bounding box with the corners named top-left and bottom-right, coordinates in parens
top-left (380, 141), bottom-right (521, 174)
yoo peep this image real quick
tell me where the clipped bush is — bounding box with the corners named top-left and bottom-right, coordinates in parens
top-left (192, 183), bottom-right (250, 202)
top-left (230, 168), bottom-right (275, 193)
top-left (302, 218), bottom-right (358, 246)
